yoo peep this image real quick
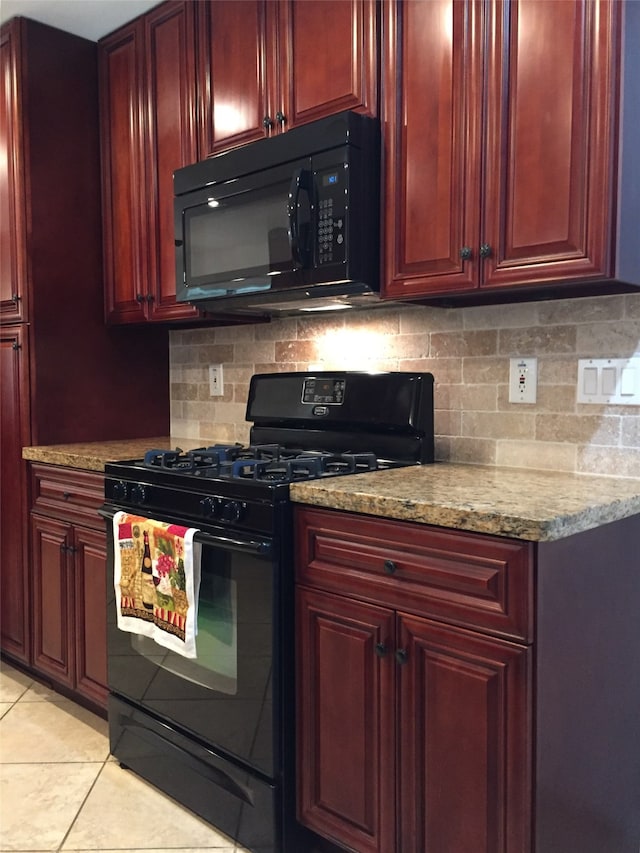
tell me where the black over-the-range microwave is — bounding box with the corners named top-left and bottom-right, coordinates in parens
top-left (173, 110), bottom-right (381, 316)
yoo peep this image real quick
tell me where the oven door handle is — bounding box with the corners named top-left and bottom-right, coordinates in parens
top-left (193, 531), bottom-right (271, 556)
top-left (99, 507), bottom-right (271, 556)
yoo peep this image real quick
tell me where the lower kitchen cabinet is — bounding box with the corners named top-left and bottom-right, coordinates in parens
top-left (295, 505), bottom-right (640, 853)
top-left (29, 463), bottom-right (108, 711)
top-left (295, 508), bottom-right (531, 853)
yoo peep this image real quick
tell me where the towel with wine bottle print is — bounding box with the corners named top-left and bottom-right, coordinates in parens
top-left (112, 512), bottom-right (202, 658)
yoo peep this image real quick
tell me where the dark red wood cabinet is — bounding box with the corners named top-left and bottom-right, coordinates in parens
top-left (296, 508), bottom-right (532, 853)
top-left (99, 1), bottom-right (202, 324)
top-left (198, 0), bottom-right (378, 156)
top-left (0, 17), bottom-right (169, 674)
top-left (30, 465), bottom-right (108, 710)
top-left (0, 326), bottom-right (31, 664)
top-left (295, 506), bottom-right (640, 853)
top-left (382, 0), bottom-right (639, 303)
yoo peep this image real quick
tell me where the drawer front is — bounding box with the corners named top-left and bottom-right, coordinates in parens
top-left (295, 507), bottom-right (533, 642)
top-left (31, 464), bottom-right (104, 529)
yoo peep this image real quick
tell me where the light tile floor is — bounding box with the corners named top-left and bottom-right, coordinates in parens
top-left (0, 661), bottom-right (252, 853)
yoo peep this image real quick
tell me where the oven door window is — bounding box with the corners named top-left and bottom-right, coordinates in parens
top-left (108, 542), bottom-right (275, 776)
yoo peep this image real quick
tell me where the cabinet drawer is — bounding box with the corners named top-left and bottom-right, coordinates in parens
top-left (295, 507), bottom-right (533, 642)
top-left (31, 464), bottom-right (104, 529)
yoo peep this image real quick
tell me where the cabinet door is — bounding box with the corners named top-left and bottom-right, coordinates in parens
top-left (382, 0), bottom-right (481, 299)
top-left (0, 21), bottom-right (27, 323)
top-left (296, 586), bottom-right (396, 853)
top-left (74, 526), bottom-right (108, 708)
top-left (144, 1), bottom-right (201, 322)
top-left (282, 0), bottom-right (378, 129)
top-left (31, 514), bottom-right (75, 688)
top-left (397, 613), bottom-right (531, 853)
top-left (99, 21), bottom-right (148, 324)
top-left (0, 326), bottom-right (31, 662)
top-left (481, 0), bottom-right (618, 291)
top-left (198, 0), bottom-right (275, 155)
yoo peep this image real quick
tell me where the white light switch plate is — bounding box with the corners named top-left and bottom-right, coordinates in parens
top-left (577, 358), bottom-right (640, 405)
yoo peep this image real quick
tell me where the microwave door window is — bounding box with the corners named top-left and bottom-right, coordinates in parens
top-left (185, 180), bottom-right (302, 295)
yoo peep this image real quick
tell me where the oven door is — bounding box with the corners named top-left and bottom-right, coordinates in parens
top-left (104, 510), bottom-right (279, 779)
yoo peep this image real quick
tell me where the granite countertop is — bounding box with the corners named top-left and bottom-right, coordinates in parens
top-left (22, 438), bottom-right (176, 472)
top-left (23, 440), bottom-right (640, 542)
top-left (290, 463), bottom-right (640, 542)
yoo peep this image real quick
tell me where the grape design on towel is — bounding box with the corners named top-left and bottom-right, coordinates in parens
top-left (113, 512), bottom-right (201, 658)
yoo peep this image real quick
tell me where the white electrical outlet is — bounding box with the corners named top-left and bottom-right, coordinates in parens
top-left (509, 357), bottom-right (538, 404)
top-left (209, 364), bottom-right (224, 397)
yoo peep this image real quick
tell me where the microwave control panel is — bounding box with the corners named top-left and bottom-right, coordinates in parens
top-left (315, 165), bottom-right (347, 266)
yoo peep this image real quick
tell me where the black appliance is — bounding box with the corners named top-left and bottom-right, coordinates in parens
top-left (173, 111), bottom-right (380, 317)
top-left (102, 371), bottom-right (434, 853)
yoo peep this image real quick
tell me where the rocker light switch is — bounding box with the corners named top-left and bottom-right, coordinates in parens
top-left (577, 358), bottom-right (640, 405)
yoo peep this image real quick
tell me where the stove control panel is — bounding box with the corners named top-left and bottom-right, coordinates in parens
top-left (302, 377), bottom-right (345, 405)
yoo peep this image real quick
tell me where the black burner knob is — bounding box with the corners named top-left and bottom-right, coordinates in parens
top-left (112, 480), bottom-right (128, 501)
top-left (200, 496), bottom-right (222, 518)
top-left (131, 484), bottom-right (147, 504)
top-left (221, 500), bottom-right (245, 523)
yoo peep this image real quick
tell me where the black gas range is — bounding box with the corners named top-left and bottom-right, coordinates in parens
top-left (102, 371), bottom-right (434, 853)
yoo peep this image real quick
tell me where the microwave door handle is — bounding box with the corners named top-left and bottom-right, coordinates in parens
top-left (287, 168), bottom-right (308, 268)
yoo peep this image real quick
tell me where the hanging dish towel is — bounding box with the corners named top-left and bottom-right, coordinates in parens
top-left (112, 511), bottom-right (202, 658)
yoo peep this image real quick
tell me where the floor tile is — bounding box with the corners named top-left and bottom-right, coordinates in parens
top-left (0, 698), bottom-right (109, 763)
top-left (0, 761), bottom-right (101, 851)
top-left (62, 761), bottom-right (239, 850)
top-left (0, 665), bottom-right (33, 703)
top-left (0, 702), bottom-right (13, 719)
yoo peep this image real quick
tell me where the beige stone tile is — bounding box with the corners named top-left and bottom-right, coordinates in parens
top-left (434, 409), bottom-right (461, 436)
top-left (575, 320), bottom-right (640, 356)
top-left (65, 849), bottom-right (236, 853)
top-left (0, 762), bottom-right (101, 851)
top-left (624, 293), bottom-right (640, 318)
top-left (275, 339), bottom-right (318, 363)
top-left (402, 357), bottom-right (462, 384)
top-left (529, 384), bottom-right (576, 414)
top-left (234, 341), bottom-right (276, 363)
top-left (0, 665), bottom-right (33, 703)
top-left (463, 301), bottom-right (539, 329)
top-left (449, 436), bottom-right (497, 465)
top-left (430, 330), bottom-right (498, 358)
top-left (0, 699), bottom-right (108, 763)
top-left (498, 324), bottom-right (576, 355)
top-left (496, 440), bottom-right (577, 473)
top-left (195, 343), bottom-right (235, 363)
top-left (399, 305), bottom-right (462, 333)
top-left (578, 446), bottom-right (640, 478)
top-left (537, 294), bottom-right (624, 325)
top-left (459, 383), bottom-right (498, 411)
top-left (536, 414), bottom-right (620, 445)
top-left (538, 356), bottom-right (577, 385)
top-left (621, 415), bottom-right (640, 447)
top-left (462, 411), bottom-right (535, 441)
top-left (0, 702), bottom-right (13, 719)
top-left (462, 356), bottom-right (507, 384)
top-left (62, 761), bottom-right (235, 850)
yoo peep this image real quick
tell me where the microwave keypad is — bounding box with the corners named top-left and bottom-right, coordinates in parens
top-left (317, 197), bottom-right (345, 266)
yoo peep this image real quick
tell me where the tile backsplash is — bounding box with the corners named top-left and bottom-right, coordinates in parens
top-left (170, 293), bottom-right (640, 478)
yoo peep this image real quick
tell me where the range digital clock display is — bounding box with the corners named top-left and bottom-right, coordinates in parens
top-left (302, 378), bottom-right (346, 405)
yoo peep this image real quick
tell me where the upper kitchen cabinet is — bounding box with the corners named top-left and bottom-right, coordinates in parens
top-left (0, 23), bottom-right (27, 323)
top-left (198, 0), bottom-right (378, 156)
top-left (99, 1), bottom-right (202, 324)
top-left (383, 0), bottom-right (640, 304)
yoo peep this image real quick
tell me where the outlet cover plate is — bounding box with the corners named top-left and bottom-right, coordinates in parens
top-left (509, 357), bottom-right (538, 404)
